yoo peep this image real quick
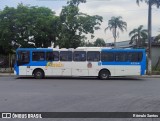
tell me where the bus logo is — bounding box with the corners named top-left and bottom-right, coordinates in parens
top-left (46, 62), bottom-right (64, 68)
top-left (87, 62), bottom-right (92, 68)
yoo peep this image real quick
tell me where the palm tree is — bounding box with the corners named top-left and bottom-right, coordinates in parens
top-left (129, 25), bottom-right (148, 47)
top-left (137, 0), bottom-right (160, 6)
top-left (154, 34), bottom-right (160, 43)
top-left (136, 0), bottom-right (160, 74)
top-left (105, 16), bottom-right (127, 48)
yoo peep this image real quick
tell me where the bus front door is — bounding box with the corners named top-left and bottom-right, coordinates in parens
top-left (17, 51), bottom-right (30, 76)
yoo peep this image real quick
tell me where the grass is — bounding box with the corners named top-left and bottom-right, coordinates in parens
top-left (152, 67), bottom-right (160, 75)
top-left (152, 71), bottom-right (160, 75)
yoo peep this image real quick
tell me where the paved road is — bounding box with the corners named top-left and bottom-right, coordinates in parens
top-left (0, 76), bottom-right (160, 121)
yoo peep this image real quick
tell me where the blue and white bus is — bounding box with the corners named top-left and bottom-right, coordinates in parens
top-left (14, 47), bottom-right (146, 79)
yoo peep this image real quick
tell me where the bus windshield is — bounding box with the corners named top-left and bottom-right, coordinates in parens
top-left (17, 51), bottom-right (30, 66)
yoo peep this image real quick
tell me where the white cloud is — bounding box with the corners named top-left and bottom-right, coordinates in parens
top-left (78, 0), bottom-right (160, 43)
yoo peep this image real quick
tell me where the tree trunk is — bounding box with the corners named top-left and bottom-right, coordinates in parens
top-left (136, 36), bottom-right (138, 48)
top-left (138, 31), bottom-right (140, 48)
top-left (114, 37), bottom-right (116, 48)
top-left (148, 0), bottom-right (152, 75)
top-left (114, 27), bottom-right (117, 48)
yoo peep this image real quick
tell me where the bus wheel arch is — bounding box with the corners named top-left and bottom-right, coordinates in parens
top-left (98, 69), bottom-right (111, 80)
top-left (33, 68), bottom-right (45, 79)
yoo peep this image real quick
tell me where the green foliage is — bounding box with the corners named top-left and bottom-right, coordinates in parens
top-left (57, 0), bottom-right (103, 48)
top-left (136, 0), bottom-right (160, 8)
top-left (0, 7), bottom-right (16, 54)
top-left (154, 34), bottom-right (160, 43)
top-left (0, 0), bottom-right (103, 54)
top-left (80, 38), bottom-right (106, 47)
top-left (82, 41), bottom-right (94, 47)
top-left (129, 25), bottom-right (148, 47)
top-left (104, 16), bottom-right (127, 48)
top-left (67, 0), bottom-right (86, 6)
top-left (0, 3), bottom-right (57, 54)
top-left (94, 38), bottom-right (106, 47)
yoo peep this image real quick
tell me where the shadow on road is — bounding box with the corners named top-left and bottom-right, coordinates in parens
top-left (16, 76), bottom-right (144, 81)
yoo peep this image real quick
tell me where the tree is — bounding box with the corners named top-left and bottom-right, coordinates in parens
top-left (0, 7), bottom-right (17, 54)
top-left (105, 16), bottom-right (127, 48)
top-left (129, 25), bottom-right (148, 47)
top-left (82, 41), bottom-right (94, 47)
top-left (154, 34), bottom-right (160, 43)
top-left (58, 0), bottom-right (103, 48)
top-left (0, 4), bottom-right (58, 53)
top-left (136, 0), bottom-right (160, 74)
top-left (29, 6), bottom-right (57, 48)
top-left (94, 38), bottom-right (106, 47)
top-left (0, 1), bottom-right (103, 54)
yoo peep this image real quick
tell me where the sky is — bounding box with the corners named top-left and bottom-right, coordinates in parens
top-left (0, 0), bottom-right (160, 43)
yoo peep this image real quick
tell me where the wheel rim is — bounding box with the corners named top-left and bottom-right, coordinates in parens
top-left (102, 73), bottom-right (108, 78)
top-left (36, 72), bottom-right (42, 78)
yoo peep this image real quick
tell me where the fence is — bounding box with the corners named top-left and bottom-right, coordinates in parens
top-left (0, 54), bottom-right (15, 73)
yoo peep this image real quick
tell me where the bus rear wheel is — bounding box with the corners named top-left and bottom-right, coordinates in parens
top-left (99, 70), bottom-right (110, 80)
top-left (34, 69), bottom-right (44, 79)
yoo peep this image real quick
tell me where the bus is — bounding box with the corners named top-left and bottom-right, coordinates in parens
top-left (14, 47), bottom-right (146, 79)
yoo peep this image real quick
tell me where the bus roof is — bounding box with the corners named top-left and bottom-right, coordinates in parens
top-left (16, 47), bottom-right (146, 52)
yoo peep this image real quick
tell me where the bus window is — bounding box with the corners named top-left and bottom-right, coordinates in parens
top-left (115, 53), bottom-right (127, 62)
top-left (32, 52), bottom-right (45, 61)
top-left (46, 51), bottom-right (59, 61)
top-left (60, 51), bottom-right (72, 61)
top-left (17, 51), bottom-right (30, 66)
top-left (73, 51), bottom-right (86, 61)
top-left (128, 52), bottom-right (143, 62)
top-left (87, 51), bottom-right (100, 62)
top-left (101, 52), bottom-right (114, 62)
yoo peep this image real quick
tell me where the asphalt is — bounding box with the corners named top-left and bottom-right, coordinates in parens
top-left (0, 73), bottom-right (160, 78)
top-left (0, 77), bottom-right (160, 121)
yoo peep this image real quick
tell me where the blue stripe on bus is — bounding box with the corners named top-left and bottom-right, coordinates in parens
top-left (101, 62), bottom-right (141, 65)
top-left (101, 49), bottom-right (145, 52)
top-left (20, 62), bottom-right (48, 66)
top-left (16, 66), bottom-right (19, 75)
top-left (16, 48), bottom-right (53, 51)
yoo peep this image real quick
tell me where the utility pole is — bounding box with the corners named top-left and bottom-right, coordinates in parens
top-left (148, 0), bottom-right (152, 75)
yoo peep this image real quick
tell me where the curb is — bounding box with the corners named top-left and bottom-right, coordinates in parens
top-left (140, 75), bottom-right (160, 78)
top-left (0, 73), bottom-right (15, 77)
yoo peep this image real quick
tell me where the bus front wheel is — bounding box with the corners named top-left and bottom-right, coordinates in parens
top-left (99, 70), bottom-right (110, 80)
top-left (33, 69), bottom-right (44, 79)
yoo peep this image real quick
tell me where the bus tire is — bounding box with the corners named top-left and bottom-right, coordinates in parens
top-left (33, 69), bottom-right (44, 79)
top-left (99, 70), bottom-right (110, 80)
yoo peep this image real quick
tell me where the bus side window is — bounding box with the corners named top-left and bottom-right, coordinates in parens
top-left (87, 51), bottom-right (100, 62)
top-left (32, 52), bottom-right (45, 61)
top-left (128, 52), bottom-right (143, 62)
top-left (101, 52), bottom-right (114, 62)
top-left (115, 52), bottom-right (127, 62)
top-left (46, 52), bottom-right (53, 61)
top-left (60, 51), bottom-right (72, 61)
top-left (53, 52), bottom-right (59, 61)
top-left (46, 51), bottom-right (59, 61)
top-left (18, 51), bottom-right (30, 63)
top-left (73, 51), bottom-right (86, 61)
top-left (138, 52), bottom-right (143, 61)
